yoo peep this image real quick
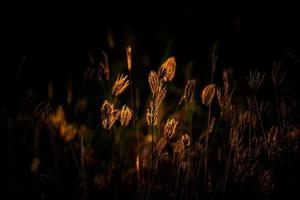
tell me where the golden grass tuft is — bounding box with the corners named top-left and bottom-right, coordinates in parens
top-left (163, 118), bottom-right (178, 139)
top-left (179, 79), bottom-right (196, 105)
top-left (247, 70), bottom-right (265, 91)
top-left (101, 100), bottom-right (119, 130)
top-left (201, 83), bottom-right (216, 106)
top-left (126, 46), bottom-right (132, 72)
top-left (158, 57), bottom-right (176, 82)
top-left (119, 105), bottom-right (133, 126)
top-left (148, 71), bottom-right (160, 94)
top-left (146, 101), bottom-right (158, 126)
top-left (112, 74), bottom-right (130, 96)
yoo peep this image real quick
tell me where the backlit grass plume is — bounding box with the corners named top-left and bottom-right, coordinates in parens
top-left (60, 122), bottom-right (77, 142)
top-left (146, 101), bottom-right (158, 126)
top-left (158, 56), bottom-right (176, 82)
top-left (179, 79), bottom-right (196, 105)
top-left (126, 46), bottom-right (132, 72)
top-left (181, 133), bottom-right (191, 147)
top-left (98, 51), bottom-right (110, 81)
top-left (163, 118), bottom-right (178, 139)
top-left (247, 70), bottom-right (265, 92)
top-left (148, 71), bottom-right (160, 94)
top-left (112, 74), bottom-right (130, 96)
top-left (101, 100), bottom-right (119, 130)
top-left (201, 83), bottom-right (216, 106)
top-left (153, 85), bottom-right (167, 110)
top-left (146, 71), bottom-right (166, 126)
top-left (119, 105), bottom-right (133, 126)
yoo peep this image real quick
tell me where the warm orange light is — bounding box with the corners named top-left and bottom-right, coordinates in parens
top-left (136, 155), bottom-right (140, 174)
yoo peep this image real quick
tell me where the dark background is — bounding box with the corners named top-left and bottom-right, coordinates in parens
top-left (2, 5), bottom-right (300, 199)
top-left (3, 7), bottom-right (300, 105)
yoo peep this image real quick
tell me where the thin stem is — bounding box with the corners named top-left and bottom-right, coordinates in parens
top-left (253, 94), bottom-right (270, 156)
top-left (184, 103), bottom-right (193, 194)
top-left (107, 79), bottom-right (112, 101)
top-left (223, 146), bottom-right (232, 193)
top-left (110, 129), bottom-right (114, 173)
top-left (130, 70), bottom-right (135, 127)
top-left (204, 104), bottom-right (211, 185)
top-left (34, 125), bottom-right (40, 191)
top-left (145, 125), bottom-right (156, 200)
top-left (174, 167), bottom-right (180, 200)
top-left (85, 122), bottom-right (101, 158)
top-left (204, 59), bottom-right (215, 185)
top-left (80, 136), bottom-right (88, 200)
top-left (105, 130), bottom-right (109, 170)
top-left (68, 142), bottom-right (82, 176)
top-left (151, 125), bottom-right (155, 174)
top-left (275, 89), bottom-right (283, 130)
top-left (130, 70), bottom-right (141, 200)
top-left (50, 130), bottom-right (61, 189)
top-left (137, 162), bottom-right (141, 200)
top-left (8, 118), bottom-right (13, 193)
top-left (249, 123), bottom-right (251, 153)
top-left (80, 136), bottom-right (85, 169)
top-left (189, 104), bottom-right (193, 134)
top-left (136, 127), bottom-right (141, 200)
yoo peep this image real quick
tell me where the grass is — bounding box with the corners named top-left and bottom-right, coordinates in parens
top-left (5, 44), bottom-right (300, 200)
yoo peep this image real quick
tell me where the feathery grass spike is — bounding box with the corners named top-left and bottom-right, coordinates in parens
top-left (119, 105), bottom-right (133, 126)
top-left (101, 100), bottom-right (119, 130)
top-left (201, 84), bottom-right (216, 106)
top-left (159, 57), bottom-right (176, 82)
top-left (153, 85), bottom-right (166, 110)
top-left (126, 46), bottom-right (132, 72)
top-left (163, 118), bottom-right (178, 139)
top-left (148, 71), bottom-right (160, 94)
top-left (112, 74), bottom-right (130, 96)
top-left (146, 101), bottom-right (158, 126)
top-left (247, 70), bottom-right (265, 92)
top-left (179, 79), bottom-right (196, 105)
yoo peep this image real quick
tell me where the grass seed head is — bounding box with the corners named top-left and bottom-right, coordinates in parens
top-left (112, 74), bottom-right (130, 96)
top-left (101, 100), bottom-right (119, 130)
top-left (119, 105), bottom-right (133, 126)
top-left (179, 80), bottom-right (196, 105)
top-left (126, 46), bottom-right (132, 71)
top-left (163, 118), bottom-right (178, 139)
top-left (146, 101), bottom-right (158, 126)
top-left (247, 70), bottom-right (265, 92)
top-left (148, 71), bottom-right (160, 94)
top-left (158, 57), bottom-right (176, 82)
top-left (201, 84), bottom-right (216, 106)
top-left (153, 85), bottom-right (166, 110)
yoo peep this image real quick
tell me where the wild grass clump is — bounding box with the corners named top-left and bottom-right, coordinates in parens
top-left (9, 44), bottom-right (300, 200)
